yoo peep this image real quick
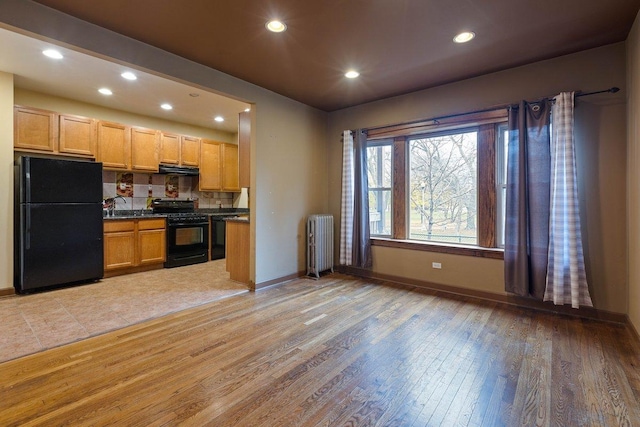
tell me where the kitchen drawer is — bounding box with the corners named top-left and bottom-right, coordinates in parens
top-left (138, 218), bottom-right (166, 230)
top-left (104, 220), bottom-right (135, 233)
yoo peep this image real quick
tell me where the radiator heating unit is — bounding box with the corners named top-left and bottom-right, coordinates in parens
top-left (307, 214), bottom-right (334, 278)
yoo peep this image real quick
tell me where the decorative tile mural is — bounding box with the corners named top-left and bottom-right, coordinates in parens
top-left (165, 176), bottom-right (179, 198)
top-left (115, 172), bottom-right (133, 197)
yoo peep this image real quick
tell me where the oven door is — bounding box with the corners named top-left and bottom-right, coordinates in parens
top-left (165, 220), bottom-right (209, 267)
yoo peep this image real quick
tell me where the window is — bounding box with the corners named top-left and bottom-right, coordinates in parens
top-left (367, 141), bottom-right (392, 236)
top-left (496, 124), bottom-right (509, 248)
top-left (365, 109), bottom-right (507, 254)
top-left (409, 129), bottom-right (478, 245)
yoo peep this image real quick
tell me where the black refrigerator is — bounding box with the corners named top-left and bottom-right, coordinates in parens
top-left (15, 156), bottom-right (104, 293)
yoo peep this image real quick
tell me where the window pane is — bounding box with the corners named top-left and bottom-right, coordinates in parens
top-left (369, 189), bottom-right (392, 236)
top-left (367, 140), bottom-right (392, 237)
top-left (408, 131), bottom-right (477, 245)
top-left (367, 146), bottom-right (379, 188)
top-left (381, 145), bottom-right (392, 187)
top-left (367, 145), bottom-right (392, 188)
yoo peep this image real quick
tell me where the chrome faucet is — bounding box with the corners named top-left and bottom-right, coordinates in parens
top-left (113, 195), bottom-right (126, 208)
top-left (104, 195), bottom-right (127, 216)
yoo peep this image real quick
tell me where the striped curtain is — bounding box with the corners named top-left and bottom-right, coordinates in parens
top-left (340, 130), bottom-right (354, 265)
top-left (544, 92), bottom-right (593, 308)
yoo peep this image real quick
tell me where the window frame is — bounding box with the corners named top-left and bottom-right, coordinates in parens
top-left (365, 110), bottom-right (507, 258)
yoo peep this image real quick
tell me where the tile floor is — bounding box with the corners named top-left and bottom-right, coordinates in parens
top-left (0, 260), bottom-right (248, 364)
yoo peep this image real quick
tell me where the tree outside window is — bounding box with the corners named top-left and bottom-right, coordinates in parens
top-left (408, 130), bottom-right (478, 245)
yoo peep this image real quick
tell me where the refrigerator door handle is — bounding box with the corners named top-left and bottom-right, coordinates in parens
top-left (24, 158), bottom-right (31, 203)
top-left (25, 205), bottom-right (31, 250)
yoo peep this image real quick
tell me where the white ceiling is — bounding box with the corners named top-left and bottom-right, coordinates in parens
top-left (0, 26), bottom-right (250, 134)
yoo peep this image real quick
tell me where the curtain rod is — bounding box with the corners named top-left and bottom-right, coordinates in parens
top-left (363, 86), bottom-right (620, 134)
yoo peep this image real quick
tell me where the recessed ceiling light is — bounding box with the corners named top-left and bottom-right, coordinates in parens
top-left (453, 31), bottom-right (475, 43)
top-left (121, 71), bottom-right (137, 80)
top-left (345, 70), bottom-right (360, 79)
top-left (266, 20), bottom-right (287, 33)
top-left (161, 103), bottom-right (173, 110)
top-left (244, 108), bottom-right (251, 112)
top-left (98, 88), bottom-right (113, 95)
top-left (42, 49), bottom-right (63, 59)
top-left (214, 116), bottom-right (224, 123)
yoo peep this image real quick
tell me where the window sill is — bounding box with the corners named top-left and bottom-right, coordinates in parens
top-left (371, 237), bottom-right (504, 260)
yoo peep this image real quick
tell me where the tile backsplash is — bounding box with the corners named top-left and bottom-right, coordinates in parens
top-left (102, 171), bottom-right (235, 210)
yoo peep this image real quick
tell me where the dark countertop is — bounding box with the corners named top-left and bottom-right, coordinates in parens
top-left (103, 212), bottom-right (165, 220)
top-left (225, 217), bottom-right (250, 223)
top-left (104, 208), bottom-right (249, 220)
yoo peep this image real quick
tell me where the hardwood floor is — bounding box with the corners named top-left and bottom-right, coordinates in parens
top-left (1, 273), bottom-right (639, 426)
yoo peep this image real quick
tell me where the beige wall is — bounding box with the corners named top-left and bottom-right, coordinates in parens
top-left (253, 95), bottom-right (329, 282)
top-left (627, 12), bottom-right (640, 332)
top-left (14, 88), bottom-right (236, 143)
top-left (328, 43), bottom-right (628, 314)
top-left (0, 72), bottom-right (14, 290)
top-left (0, 2), bottom-right (329, 288)
top-left (373, 247), bottom-right (505, 295)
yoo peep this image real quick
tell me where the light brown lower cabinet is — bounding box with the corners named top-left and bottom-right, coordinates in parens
top-left (104, 218), bottom-right (166, 275)
top-left (137, 220), bottom-right (166, 265)
top-left (226, 219), bottom-right (250, 286)
top-left (104, 220), bottom-right (136, 270)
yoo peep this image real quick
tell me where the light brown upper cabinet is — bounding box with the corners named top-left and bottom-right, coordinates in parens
top-left (14, 106), bottom-right (98, 159)
top-left (98, 121), bottom-right (131, 170)
top-left (222, 143), bottom-right (240, 191)
top-left (14, 106), bottom-right (57, 153)
top-left (131, 127), bottom-right (160, 172)
top-left (160, 132), bottom-right (201, 168)
top-left (159, 132), bottom-right (180, 165)
top-left (238, 110), bottom-right (250, 188)
top-left (181, 135), bottom-right (201, 167)
top-left (200, 139), bottom-right (240, 192)
top-left (199, 138), bottom-right (222, 191)
top-left (58, 114), bottom-right (97, 158)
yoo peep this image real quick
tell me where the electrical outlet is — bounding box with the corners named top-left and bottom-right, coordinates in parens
top-left (432, 262), bottom-right (442, 269)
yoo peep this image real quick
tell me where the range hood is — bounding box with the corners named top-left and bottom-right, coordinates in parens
top-left (158, 164), bottom-right (199, 176)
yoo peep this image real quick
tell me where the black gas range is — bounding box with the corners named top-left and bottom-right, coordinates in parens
top-left (151, 199), bottom-right (209, 268)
